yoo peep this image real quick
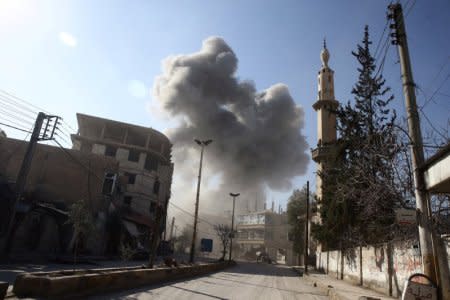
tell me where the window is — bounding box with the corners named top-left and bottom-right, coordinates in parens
top-left (102, 173), bottom-right (117, 195)
top-left (124, 196), bottom-right (132, 206)
top-left (80, 142), bottom-right (92, 153)
top-left (125, 173), bottom-right (136, 184)
top-left (144, 154), bottom-right (158, 171)
top-left (128, 149), bottom-right (140, 162)
top-left (105, 145), bottom-right (117, 157)
top-left (153, 179), bottom-right (160, 195)
top-left (149, 201), bottom-right (157, 214)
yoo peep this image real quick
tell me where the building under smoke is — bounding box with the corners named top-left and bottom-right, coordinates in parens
top-left (153, 36), bottom-right (310, 215)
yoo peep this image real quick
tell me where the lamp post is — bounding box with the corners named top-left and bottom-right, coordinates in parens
top-left (189, 139), bottom-right (212, 263)
top-left (229, 192), bottom-right (240, 262)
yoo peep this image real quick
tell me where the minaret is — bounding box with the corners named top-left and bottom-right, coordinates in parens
top-left (312, 40), bottom-right (339, 206)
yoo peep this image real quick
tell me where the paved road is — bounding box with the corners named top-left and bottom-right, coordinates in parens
top-left (90, 262), bottom-right (328, 300)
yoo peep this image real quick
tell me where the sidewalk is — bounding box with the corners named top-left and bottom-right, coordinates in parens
top-left (293, 267), bottom-right (397, 300)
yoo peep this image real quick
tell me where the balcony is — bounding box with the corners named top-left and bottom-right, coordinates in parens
top-left (311, 144), bottom-right (336, 162)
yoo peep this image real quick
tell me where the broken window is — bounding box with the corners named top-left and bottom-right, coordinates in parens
top-left (124, 196), bottom-right (132, 206)
top-left (153, 179), bottom-right (160, 195)
top-left (144, 154), bottom-right (158, 171)
top-left (105, 145), bottom-right (117, 157)
top-left (125, 173), bottom-right (136, 185)
top-left (128, 149), bottom-right (140, 162)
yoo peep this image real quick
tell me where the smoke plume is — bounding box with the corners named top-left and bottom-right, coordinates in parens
top-left (153, 37), bottom-right (309, 214)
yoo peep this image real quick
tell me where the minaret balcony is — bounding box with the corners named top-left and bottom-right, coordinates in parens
top-left (311, 144), bottom-right (337, 163)
top-left (312, 99), bottom-right (339, 111)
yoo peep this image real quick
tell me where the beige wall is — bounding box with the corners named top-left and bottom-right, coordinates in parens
top-left (0, 138), bottom-right (119, 213)
top-left (317, 240), bottom-right (450, 298)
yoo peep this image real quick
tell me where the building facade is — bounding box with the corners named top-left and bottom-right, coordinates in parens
top-left (71, 113), bottom-right (174, 249)
top-left (235, 210), bottom-right (296, 265)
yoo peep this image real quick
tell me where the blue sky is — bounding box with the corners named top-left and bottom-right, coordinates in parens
top-left (1, 0), bottom-right (449, 212)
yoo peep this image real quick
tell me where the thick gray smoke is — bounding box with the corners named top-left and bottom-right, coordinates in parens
top-left (153, 37), bottom-right (309, 214)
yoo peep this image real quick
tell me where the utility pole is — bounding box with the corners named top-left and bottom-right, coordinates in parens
top-left (189, 139), bottom-right (212, 263)
top-left (2, 112), bottom-right (59, 255)
top-left (304, 181), bottom-right (310, 274)
top-left (389, 4), bottom-right (450, 298)
top-left (169, 217), bottom-right (175, 240)
top-left (149, 204), bottom-right (163, 268)
top-left (229, 193), bottom-right (240, 262)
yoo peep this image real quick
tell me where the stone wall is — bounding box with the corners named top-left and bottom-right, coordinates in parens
top-left (317, 240), bottom-right (450, 298)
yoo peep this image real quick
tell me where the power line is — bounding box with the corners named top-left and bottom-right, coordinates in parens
top-left (54, 133), bottom-right (72, 148)
top-left (420, 72), bottom-right (450, 110)
top-left (52, 139), bottom-right (104, 182)
top-left (0, 122), bottom-right (32, 134)
top-left (374, 18), bottom-right (389, 60)
top-left (0, 89), bottom-right (78, 134)
top-left (0, 89), bottom-right (50, 115)
top-left (0, 115), bottom-right (34, 132)
top-left (0, 108), bottom-right (34, 127)
top-left (0, 97), bottom-right (38, 120)
top-left (168, 202), bottom-right (216, 228)
top-left (0, 94), bottom-right (39, 115)
top-left (419, 110), bottom-right (449, 142)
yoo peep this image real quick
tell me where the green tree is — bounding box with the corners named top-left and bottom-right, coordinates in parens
top-left (287, 186), bottom-right (313, 257)
top-left (66, 199), bottom-right (95, 268)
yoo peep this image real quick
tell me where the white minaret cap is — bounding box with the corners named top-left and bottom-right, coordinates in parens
top-left (320, 39), bottom-right (330, 68)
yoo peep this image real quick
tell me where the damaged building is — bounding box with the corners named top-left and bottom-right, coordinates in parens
top-left (0, 137), bottom-right (120, 258)
top-left (0, 113), bottom-right (173, 260)
top-left (71, 113), bottom-right (174, 254)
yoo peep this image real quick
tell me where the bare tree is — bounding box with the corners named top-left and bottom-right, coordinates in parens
top-left (214, 224), bottom-right (231, 261)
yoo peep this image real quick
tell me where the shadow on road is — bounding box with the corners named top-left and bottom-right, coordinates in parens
top-left (227, 262), bottom-right (298, 277)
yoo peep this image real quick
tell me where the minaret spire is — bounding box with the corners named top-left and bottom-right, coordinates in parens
top-left (320, 39), bottom-right (330, 68)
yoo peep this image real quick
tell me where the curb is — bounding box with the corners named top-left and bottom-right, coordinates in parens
top-left (292, 268), bottom-right (352, 300)
top-left (13, 261), bottom-right (235, 299)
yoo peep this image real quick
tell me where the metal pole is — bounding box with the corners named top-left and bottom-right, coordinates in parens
top-left (229, 193), bottom-right (239, 261)
top-left (169, 217), bottom-right (175, 240)
top-left (148, 204), bottom-right (163, 268)
top-left (388, 3), bottom-right (441, 287)
top-left (189, 139), bottom-right (212, 263)
top-left (305, 181), bottom-right (309, 274)
top-left (190, 145), bottom-right (204, 263)
top-left (2, 112), bottom-right (45, 255)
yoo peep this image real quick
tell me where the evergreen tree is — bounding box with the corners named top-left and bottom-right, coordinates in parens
top-left (313, 26), bottom-right (405, 249)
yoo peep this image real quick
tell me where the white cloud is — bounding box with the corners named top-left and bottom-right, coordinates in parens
top-left (127, 80), bottom-right (147, 98)
top-left (59, 32), bottom-right (77, 47)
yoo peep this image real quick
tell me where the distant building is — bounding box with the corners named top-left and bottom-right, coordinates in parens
top-left (71, 113), bottom-right (174, 249)
top-left (235, 210), bottom-right (296, 265)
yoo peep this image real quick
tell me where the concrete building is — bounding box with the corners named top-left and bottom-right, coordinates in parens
top-left (235, 210), bottom-right (296, 265)
top-left (71, 113), bottom-right (174, 249)
top-left (0, 137), bottom-right (120, 257)
top-left (311, 41), bottom-right (340, 207)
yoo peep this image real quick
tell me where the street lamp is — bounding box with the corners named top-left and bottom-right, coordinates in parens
top-left (189, 139), bottom-right (212, 263)
top-left (229, 192), bottom-right (240, 262)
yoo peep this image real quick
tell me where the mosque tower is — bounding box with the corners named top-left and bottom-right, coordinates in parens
top-left (311, 40), bottom-right (340, 207)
